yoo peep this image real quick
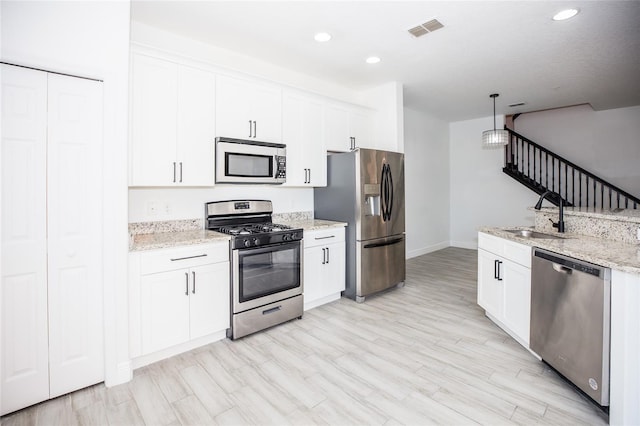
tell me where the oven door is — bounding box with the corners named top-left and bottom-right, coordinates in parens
top-left (232, 241), bottom-right (302, 313)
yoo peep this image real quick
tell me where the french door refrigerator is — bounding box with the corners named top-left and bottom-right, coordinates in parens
top-left (314, 148), bottom-right (405, 302)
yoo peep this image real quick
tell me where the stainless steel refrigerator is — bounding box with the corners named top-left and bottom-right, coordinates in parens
top-left (314, 148), bottom-right (405, 302)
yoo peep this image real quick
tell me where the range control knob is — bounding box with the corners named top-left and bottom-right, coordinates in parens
top-left (253, 237), bottom-right (260, 246)
top-left (291, 232), bottom-right (298, 240)
top-left (244, 239), bottom-right (251, 248)
top-left (282, 234), bottom-right (289, 241)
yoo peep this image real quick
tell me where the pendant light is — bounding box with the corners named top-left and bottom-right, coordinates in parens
top-left (482, 93), bottom-right (509, 148)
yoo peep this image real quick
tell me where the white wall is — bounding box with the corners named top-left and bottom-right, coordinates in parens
top-left (129, 187), bottom-right (314, 222)
top-left (513, 104), bottom-right (640, 198)
top-left (1, 0), bottom-right (132, 386)
top-left (449, 116), bottom-right (536, 248)
top-left (403, 108), bottom-right (450, 257)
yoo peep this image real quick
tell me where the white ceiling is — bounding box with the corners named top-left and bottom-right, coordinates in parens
top-left (130, 1), bottom-right (640, 122)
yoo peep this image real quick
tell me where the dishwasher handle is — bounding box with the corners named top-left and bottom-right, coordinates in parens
top-left (552, 263), bottom-right (573, 274)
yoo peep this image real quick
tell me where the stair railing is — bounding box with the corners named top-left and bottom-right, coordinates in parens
top-left (503, 128), bottom-right (639, 209)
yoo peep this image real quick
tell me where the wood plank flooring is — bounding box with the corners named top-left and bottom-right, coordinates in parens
top-left (2, 247), bottom-right (609, 425)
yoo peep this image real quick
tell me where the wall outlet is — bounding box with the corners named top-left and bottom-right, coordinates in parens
top-left (163, 202), bottom-right (172, 215)
top-left (146, 201), bottom-right (158, 216)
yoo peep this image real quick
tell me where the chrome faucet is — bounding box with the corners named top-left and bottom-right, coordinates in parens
top-left (534, 190), bottom-right (565, 233)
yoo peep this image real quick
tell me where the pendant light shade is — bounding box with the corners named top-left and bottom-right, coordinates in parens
top-left (482, 93), bottom-right (509, 148)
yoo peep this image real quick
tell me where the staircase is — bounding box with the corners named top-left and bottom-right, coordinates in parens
top-left (502, 128), bottom-right (640, 209)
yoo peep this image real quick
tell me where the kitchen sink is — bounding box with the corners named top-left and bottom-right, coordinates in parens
top-left (505, 229), bottom-right (566, 240)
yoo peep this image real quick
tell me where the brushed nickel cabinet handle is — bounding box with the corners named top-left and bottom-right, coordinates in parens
top-left (192, 271), bottom-right (196, 294)
top-left (184, 272), bottom-right (189, 295)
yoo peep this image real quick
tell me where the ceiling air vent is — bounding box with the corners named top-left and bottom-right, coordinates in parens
top-left (408, 19), bottom-right (444, 38)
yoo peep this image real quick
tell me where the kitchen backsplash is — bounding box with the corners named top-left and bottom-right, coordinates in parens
top-left (534, 207), bottom-right (640, 244)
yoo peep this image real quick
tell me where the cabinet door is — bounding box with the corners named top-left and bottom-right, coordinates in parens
top-left (303, 246), bottom-right (325, 306)
top-left (0, 65), bottom-right (50, 415)
top-left (325, 104), bottom-right (351, 152)
top-left (177, 66), bottom-right (216, 186)
top-left (141, 270), bottom-right (191, 354)
top-left (216, 75), bottom-right (253, 139)
top-left (130, 54), bottom-right (178, 186)
top-left (349, 108), bottom-right (373, 149)
top-left (250, 83), bottom-right (282, 143)
top-left (216, 75), bottom-right (281, 142)
top-left (189, 263), bottom-right (230, 339)
top-left (282, 93), bottom-right (326, 186)
top-left (47, 73), bottom-right (105, 398)
top-left (477, 249), bottom-right (503, 319)
top-left (503, 261), bottom-right (531, 345)
top-left (324, 241), bottom-right (346, 296)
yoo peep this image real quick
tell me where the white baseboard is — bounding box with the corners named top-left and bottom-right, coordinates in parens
top-left (131, 329), bottom-right (227, 370)
top-left (104, 360), bottom-right (133, 387)
top-left (304, 292), bottom-right (341, 311)
top-left (406, 241), bottom-right (449, 259)
top-left (449, 240), bottom-right (478, 250)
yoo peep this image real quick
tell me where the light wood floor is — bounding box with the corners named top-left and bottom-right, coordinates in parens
top-left (2, 247), bottom-right (609, 425)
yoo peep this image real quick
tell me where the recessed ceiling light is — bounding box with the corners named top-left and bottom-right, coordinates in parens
top-left (366, 56), bottom-right (381, 64)
top-left (553, 8), bottom-right (579, 21)
top-left (314, 32), bottom-right (331, 42)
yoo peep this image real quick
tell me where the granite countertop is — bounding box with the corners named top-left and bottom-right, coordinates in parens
top-left (282, 218), bottom-right (347, 231)
top-left (480, 226), bottom-right (640, 275)
top-left (129, 218), bottom-right (346, 252)
top-left (534, 206), bottom-right (640, 223)
top-left (130, 229), bottom-right (230, 252)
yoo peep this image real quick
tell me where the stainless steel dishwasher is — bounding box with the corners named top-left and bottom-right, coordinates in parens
top-left (530, 248), bottom-right (611, 406)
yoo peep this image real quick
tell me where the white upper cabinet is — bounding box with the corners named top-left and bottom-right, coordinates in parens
top-left (177, 66), bottom-right (216, 186)
top-left (130, 54), bottom-right (216, 186)
top-left (325, 102), bottom-right (374, 152)
top-left (216, 75), bottom-right (282, 143)
top-left (282, 91), bottom-right (326, 187)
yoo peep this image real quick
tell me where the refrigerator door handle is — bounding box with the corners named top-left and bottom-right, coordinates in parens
top-left (363, 237), bottom-right (404, 249)
top-left (387, 165), bottom-right (394, 219)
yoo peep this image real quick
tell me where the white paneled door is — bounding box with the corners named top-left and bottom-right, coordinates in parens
top-left (1, 65), bottom-right (50, 414)
top-left (1, 64), bottom-right (104, 415)
top-left (46, 73), bottom-right (104, 398)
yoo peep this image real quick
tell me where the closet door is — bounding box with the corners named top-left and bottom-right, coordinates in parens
top-left (46, 74), bottom-right (104, 398)
top-left (1, 65), bottom-right (50, 415)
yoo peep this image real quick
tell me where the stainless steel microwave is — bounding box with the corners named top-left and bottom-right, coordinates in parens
top-left (215, 137), bottom-right (286, 184)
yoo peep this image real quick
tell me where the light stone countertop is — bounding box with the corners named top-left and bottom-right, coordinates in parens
top-left (129, 219), bottom-right (346, 252)
top-left (534, 206), bottom-right (640, 223)
top-left (130, 229), bottom-right (230, 252)
top-left (480, 226), bottom-right (640, 275)
top-left (282, 218), bottom-right (347, 231)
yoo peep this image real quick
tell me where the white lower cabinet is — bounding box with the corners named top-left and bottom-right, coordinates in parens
top-left (303, 228), bottom-right (346, 310)
top-left (130, 243), bottom-right (230, 363)
top-left (477, 232), bottom-right (532, 348)
top-left (1, 65), bottom-right (104, 415)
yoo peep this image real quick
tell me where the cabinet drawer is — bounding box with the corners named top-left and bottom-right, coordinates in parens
top-left (140, 243), bottom-right (229, 275)
top-left (503, 240), bottom-right (531, 268)
top-left (478, 232), bottom-right (503, 256)
top-left (479, 232), bottom-right (531, 268)
top-left (304, 227), bottom-right (345, 249)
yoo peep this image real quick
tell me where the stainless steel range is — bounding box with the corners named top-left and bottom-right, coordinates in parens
top-left (205, 200), bottom-right (303, 339)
